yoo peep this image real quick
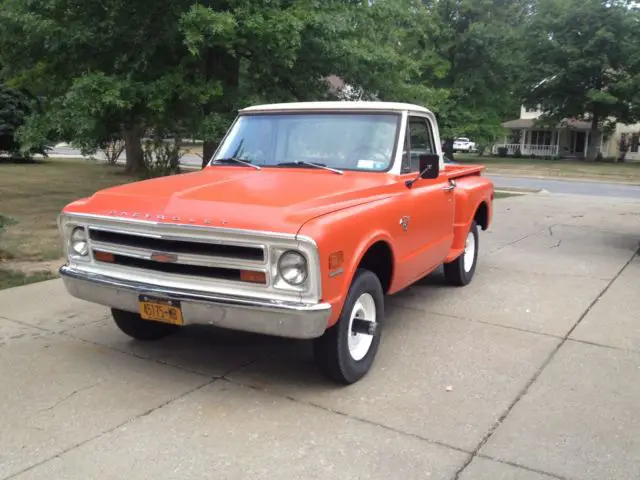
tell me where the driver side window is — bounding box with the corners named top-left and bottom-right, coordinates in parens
top-left (402, 116), bottom-right (436, 173)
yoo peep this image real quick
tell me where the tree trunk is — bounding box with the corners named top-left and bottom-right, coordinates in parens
top-left (443, 138), bottom-right (455, 162)
top-left (202, 141), bottom-right (216, 168)
top-left (123, 124), bottom-right (146, 173)
top-left (200, 45), bottom-right (240, 169)
top-left (585, 114), bottom-right (599, 162)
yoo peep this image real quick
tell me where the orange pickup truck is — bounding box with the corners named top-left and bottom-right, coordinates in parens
top-left (58, 101), bottom-right (494, 384)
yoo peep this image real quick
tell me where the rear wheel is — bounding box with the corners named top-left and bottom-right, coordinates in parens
top-left (111, 308), bottom-right (180, 341)
top-left (444, 220), bottom-right (479, 286)
top-left (313, 269), bottom-right (384, 385)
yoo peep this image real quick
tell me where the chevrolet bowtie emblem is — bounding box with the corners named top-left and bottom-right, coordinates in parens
top-left (150, 252), bottom-right (178, 263)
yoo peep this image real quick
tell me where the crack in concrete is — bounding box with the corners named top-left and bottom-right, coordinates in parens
top-left (451, 250), bottom-right (638, 480)
top-left (36, 382), bottom-right (101, 414)
top-left (219, 375), bottom-right (471, 454)
top-left (488, 231), bottom-right (536, 254)
top-left (566, 337), bottom-right (640, 356)
top-left (2, 329), bottom-right (287, 479)
top-left (4, 379), bottom-right (216, 480)
top-left (476, 453), bottom-right (571, 480)
top-left (387, 301), bottom-right (564, 341)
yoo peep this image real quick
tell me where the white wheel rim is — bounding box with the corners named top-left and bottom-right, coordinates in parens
top-left (347, 293), bottom-right (377, 361)
top-left (463, 230), bottom-right (476, 273)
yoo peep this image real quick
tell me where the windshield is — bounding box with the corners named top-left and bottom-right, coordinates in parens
top-left (212, 112), bottom-right (401, 172)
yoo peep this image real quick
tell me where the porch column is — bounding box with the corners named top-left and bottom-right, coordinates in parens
top-left (520, 129), bottom-right (526, 150)
top-left (584, 131), bottom-right (589, 158)
top-left (556, 129), bottom-right (560, 156)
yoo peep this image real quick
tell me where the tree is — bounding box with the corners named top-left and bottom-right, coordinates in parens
top-left (0, 0), bottom-right (205, 172)
top-left (1, 0), bottom-right (435, 171)
top-left (0, 83), bottom-right (48, 159)
top-left (180, 0), bottom-right (441, 167)
top-left (421, 0), bottom-right (534, 159)
top-left (520, 0), bottom-right (640, 160)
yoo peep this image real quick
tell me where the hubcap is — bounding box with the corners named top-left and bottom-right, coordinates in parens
top-left (347, 293), bottom-right (377, 361)
top-left (463, 230), bottom-right (476, 273)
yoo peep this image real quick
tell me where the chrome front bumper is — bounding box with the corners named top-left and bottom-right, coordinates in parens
top-left (59, 265), bottom-right (331, 339)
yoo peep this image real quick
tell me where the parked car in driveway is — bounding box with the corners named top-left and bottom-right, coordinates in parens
top-left (57, 101), bottom-right (494, 385)
top-left (453, 137), bottom-right (477, 153)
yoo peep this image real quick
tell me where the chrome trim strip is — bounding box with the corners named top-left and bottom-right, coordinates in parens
top-left (60, 266), bottom-right (331, 339)
top-left (63, 212), bottom-right (299, 241)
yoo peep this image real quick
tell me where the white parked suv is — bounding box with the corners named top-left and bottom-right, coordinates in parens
top-left (453, 137), bottom-right (477, 153)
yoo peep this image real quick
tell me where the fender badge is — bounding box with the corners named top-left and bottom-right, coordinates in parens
top-left (400, 216), bottom-right (410, 232)
top-left (150, 252), bottom-right (178, 263)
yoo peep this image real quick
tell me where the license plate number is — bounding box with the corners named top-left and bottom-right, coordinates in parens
top-left (138, 296), bottom-right (184, 325)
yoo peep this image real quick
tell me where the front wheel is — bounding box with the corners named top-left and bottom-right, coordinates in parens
top-left (313, 269), bottom-right (384, 385)
top-left (443, 220), bottom-right (479, 286)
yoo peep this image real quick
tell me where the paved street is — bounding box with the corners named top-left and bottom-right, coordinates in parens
top-left (1, 192), bottom-right (639, 480)
top-left (488, 174), bottom-right (640, 199)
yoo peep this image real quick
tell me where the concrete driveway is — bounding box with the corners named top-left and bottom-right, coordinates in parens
top-left (1, 192), bottom-right (639, 480)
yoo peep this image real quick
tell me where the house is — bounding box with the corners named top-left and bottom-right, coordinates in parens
top-left (493, 105), bottom-right (640, 161)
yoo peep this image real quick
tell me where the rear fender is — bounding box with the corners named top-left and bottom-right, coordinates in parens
top-left (444, 179), bottom-right (493, 263)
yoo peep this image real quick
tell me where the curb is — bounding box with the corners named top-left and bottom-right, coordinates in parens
top-left (487, 172), bottom-right (640, 187)
top-left (494, 186), bottom-right (542, 194)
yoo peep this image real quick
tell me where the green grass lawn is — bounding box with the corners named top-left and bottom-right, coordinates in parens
top-left (455, 153), bottom-right (640, 184)
top-left (0, 158), bottom-right (138, 289)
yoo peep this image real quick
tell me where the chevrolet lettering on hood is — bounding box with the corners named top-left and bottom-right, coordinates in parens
top-left (107, 210), bottom-right (229, 226)
top-left (57, 100), bottom-right (494, 386)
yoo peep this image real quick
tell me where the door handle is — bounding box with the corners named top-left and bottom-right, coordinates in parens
top-left (443, 180), bottom-right (456, 191)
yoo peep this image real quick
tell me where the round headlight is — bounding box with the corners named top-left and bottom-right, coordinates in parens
top-left (278, 251), bottom-right (308, 285)
top-left (70, 227), bottom-right (89, 256)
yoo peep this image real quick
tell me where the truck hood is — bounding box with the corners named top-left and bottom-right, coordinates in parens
top-left (63, 166), bottom-right (397, 234)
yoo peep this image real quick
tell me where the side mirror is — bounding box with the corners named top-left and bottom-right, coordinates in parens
top-left (418, 154), bottom-right (440, 179)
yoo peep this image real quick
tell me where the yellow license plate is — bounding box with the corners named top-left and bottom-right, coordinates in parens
top-left (139, 297), bottom-right (184, 325)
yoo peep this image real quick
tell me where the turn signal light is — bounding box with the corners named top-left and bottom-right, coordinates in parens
top-left (240, 270), bottom-right (266, 284)
top-left (94, 251), bottom-right (115, 263)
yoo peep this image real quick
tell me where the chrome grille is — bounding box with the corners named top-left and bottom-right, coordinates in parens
top-left (86, 226), bottom-right (268, 285)
top-left (88, 229), bottom-right (265, 262)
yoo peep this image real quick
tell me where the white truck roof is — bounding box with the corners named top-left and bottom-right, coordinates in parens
top-left (240, 101), bottom-right (434, 116)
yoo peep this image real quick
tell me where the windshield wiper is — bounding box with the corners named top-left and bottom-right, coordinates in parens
top-left (211, 157), bottom-right (261, 170)
top-left (276, 161), bottom-right (343, 175)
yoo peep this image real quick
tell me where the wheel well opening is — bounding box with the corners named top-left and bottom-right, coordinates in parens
top-left (357, 241), bottom-right (393, 294)
top-left (474, 202), bottom-right (489, 230)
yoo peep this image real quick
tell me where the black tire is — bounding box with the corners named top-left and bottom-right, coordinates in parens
top-left (111, 308), bottom-right (180, 341)
top-left (313, 269), bottom-right (384, 385)
top-left (444, 220), bottom-right (479, 286)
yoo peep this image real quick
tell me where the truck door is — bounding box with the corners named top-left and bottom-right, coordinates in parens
top-left (399, 115), bottom-right (456, 280)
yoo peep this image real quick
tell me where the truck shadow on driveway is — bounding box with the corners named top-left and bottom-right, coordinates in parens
top-left (83, 268), bottom-right (455, 388)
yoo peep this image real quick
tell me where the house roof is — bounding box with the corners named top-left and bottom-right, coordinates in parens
top-left (241, 101), bottom-right (434, 115)
top-left (502, 118), bottom-right (592, 130)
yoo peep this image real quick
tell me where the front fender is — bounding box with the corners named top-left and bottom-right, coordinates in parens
top-left (297, 197), bottom-right (400, 328)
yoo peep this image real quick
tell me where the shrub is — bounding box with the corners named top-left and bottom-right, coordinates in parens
top-left (497, 147), bottom-right (508, 157)
top-left (514, 148), bottom-right (522, 158)
top-left (142, 137), bottom-right (184, 177)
